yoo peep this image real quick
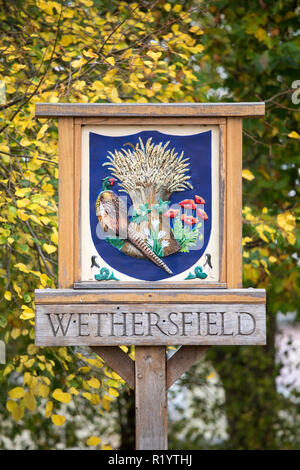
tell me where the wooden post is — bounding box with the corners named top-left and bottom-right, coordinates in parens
top-left (135, 346), bottom-right (168, 450)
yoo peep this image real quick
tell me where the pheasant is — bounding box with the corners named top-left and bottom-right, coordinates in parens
top-left (96, 177), bottom-right (173, 275)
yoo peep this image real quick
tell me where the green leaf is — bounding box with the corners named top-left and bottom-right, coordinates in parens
top-left (172, 217), bottom-right (202, 252)
top-left (106, 237), bottom-right (125, 250)
top-left (131, 203), bottom-right (151, 224)
top-left (0, 315), bottom-right (7, 328)
top-left (152, 198), bottom-right (170, 214)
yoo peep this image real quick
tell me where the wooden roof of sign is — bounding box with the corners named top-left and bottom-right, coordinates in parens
top-left (35, 102), bottom-right (265, 118)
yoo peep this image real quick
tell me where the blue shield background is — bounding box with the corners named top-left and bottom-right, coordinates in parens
top-left (89, 130), bottom-right (212, 281)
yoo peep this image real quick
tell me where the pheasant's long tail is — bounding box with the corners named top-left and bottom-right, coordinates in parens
top-left (128, 227), bottom-right (173, 275)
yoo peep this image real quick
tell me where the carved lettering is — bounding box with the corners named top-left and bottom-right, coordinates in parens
top-left (206, 312), bottom-right (218, 336)
top-left (147, 312), bottom-right (168, 336)
top-left (132, 313), bottom-right (144, 336)
top-left (46, 313), bottom-right (73, 337)
top-left (220, 312), bottom-right (233, 336)
top-left (36, 305), bottom-right (265, 346)
top-left (168, 312), bottom-right (180, 336)
top-left (238, 312), bottom-right (256, 336)
top-left (110, 312), bottom-right (127, 336)
top-left (78, 313), bottom-right (90, 336)
top-left (182, 312), bottom-right (193, 336)
top-left (91, 312), bottom-right (108, 337)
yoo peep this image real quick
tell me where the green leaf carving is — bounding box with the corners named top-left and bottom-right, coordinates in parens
top-left (106, 237), bottom-right (125, 250)
top-left (172, 216), bottom-right (202, 253)
top-left (131, 203), bottom-right (151, 225)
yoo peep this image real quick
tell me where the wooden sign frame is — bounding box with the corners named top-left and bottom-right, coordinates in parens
top-left (35, 102), bottom-right (267, 290)
top-left (35, 102), bottom-right (266, 450)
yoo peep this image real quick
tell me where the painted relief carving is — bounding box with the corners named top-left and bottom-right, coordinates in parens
top-left (82, 127), bottom-right (219, 282)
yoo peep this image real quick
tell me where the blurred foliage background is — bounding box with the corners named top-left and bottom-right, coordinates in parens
top-left (0, 0), bottom-right (299, 449)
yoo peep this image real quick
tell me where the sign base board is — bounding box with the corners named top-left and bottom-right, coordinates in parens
top-left (35, 288), bottom-right (266, 347)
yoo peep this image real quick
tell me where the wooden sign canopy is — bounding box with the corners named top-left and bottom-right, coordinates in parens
top-left (34, 102), bottom-right (266, 450)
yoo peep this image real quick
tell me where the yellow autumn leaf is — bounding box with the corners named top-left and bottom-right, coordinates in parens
top-left (189, 25), bottom-right (204, 35)
top-left (16, 198), bottom-right (30, 208)
top-left (23, 372), bottom-right (36, 387)
top-left (29, 214), bottom-right (42, 225)
top-left (6, 400), bottom-right (17, 412)
top-left (50, 228), bottom-right (58, 245)
top-left (20, 306), bottom-right (35, 320)
top-left (43, 243), bottom-right (57, 254)
top-left (105, 56), bottom-right (115, 66)
top-left (41, 183), bottom-right (55, 196)
top-left (81, 0), bottom-right (93, 6)
top-left (13, 282), bottom-right (22, 298)
top-left (78, 366), bottom-right (91, 373)
top-left (11, 328), bottom-right (21, 339)
top-left (15, 188), bottom-right (30, 197)
top-left (17, 209), bottom-right (29, 221)
top-left (24, 358), bottom-right (35, 367)
top-left (242, 169), bottom-right (255, 181)
top-left (20, 137), bottom-right (31, 147)
top-left (287, 232), bottom-right (296, 245)
top-left (27, 343), bottom-right (38, 355)
top-left (60, 35), bottom-right (74, 46)
top-left (69, 386), bottom-right (79, 395)
top-left (255, 27), bottom-right (267, 42)
top-left (40, 216), bottom-right (51, 225)
top-left (91, 393), bottom-right (101, 405)
top-left (86, 436), bottom-right (101, 446)
top-left (12, 63), bottom-right (26, 72)
top-left (71, 57), bottom-right (87, 68)
top-left (277, 212), bottom-right (296, 232)
top-left (82, 392), bottom-right (92, 401)
top-left (39, 273), bottom-right (48, 287)
top-left (3, 364), bottom-right (14, 377)
top-left (39, 384), bottom-right (50, 398)
top-left (87, 377), bottom-right (100, 389)
top-left (256, 225), bottom-right (269, 243)
top-left (146, 50), bottom-right (162, 61)
top-left (0, 144), bottom-right (10, 153)
top-left (45, 401), bottom-right (53, 418)
top-left (9, 386), bottom-right (25, 399)
top-left (288, 131), bottom-right (300, 139)
top-left (102, 445), bottom-right (113, 450)
top-left (102, 397), bottom-right (110, 411)
top-left (51, 414), bottom-right (66, 426)
top-left (41, 376), bottom-right (50, 385)
top-left (4, 290), bottom-right (11, 301)
top-left (52, 388), bottom-right (72, 404)
top-left (173, 4), bottom-right (182, 12)
top-left (24, 391), bottom-right (36, 411)
top-left (163, 3), bottom-right (171, 11)
top-left (83, 49), bottom-right (98, 59)
top-left (242, 236), bottom-right (253, 246)
top-left (11, 403), bottom-right (24, 421)
top-left (108, 387), bottom-right (119, 397)
top-left (36, 123), bottom-right (49, 140)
